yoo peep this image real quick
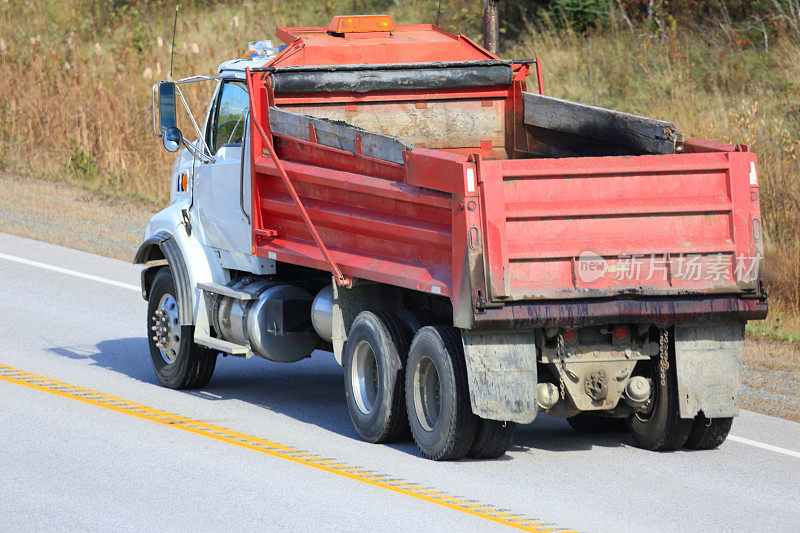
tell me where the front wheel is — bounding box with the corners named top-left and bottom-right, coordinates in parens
top-left (147, 268), bottom-right (216, 389)
top-left (405, 326), bottom-right (476, 461)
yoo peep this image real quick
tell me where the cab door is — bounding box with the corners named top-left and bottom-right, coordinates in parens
top-left (192, 79), bottom-right (251, 255)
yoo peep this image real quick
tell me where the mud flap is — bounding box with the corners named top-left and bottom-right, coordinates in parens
top-left (674, 322), bottom-right (745, 419)
top-left (461, 331), bottom-right (538, 424)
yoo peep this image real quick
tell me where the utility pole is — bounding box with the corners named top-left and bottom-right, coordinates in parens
top-left (483, 0), bottom-right (500, 54)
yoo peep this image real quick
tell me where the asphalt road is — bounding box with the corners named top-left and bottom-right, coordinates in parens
top-left (0, 232), bottom-right (798, 532)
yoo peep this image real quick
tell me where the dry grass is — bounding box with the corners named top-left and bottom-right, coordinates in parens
top-left (0, 1), bottom-right (448, 203)
top-left (1, 1), bottom-right (799, 319)
top-left (743, 336), bottom-right (800, 373)
top-left (0, 1), bottom-right (263, 204)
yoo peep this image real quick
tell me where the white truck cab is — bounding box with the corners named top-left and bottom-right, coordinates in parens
top-left (136, 49), bottom-right (317, 371)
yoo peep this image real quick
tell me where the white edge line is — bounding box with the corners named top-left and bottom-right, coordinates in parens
top-left (0, 252), bottom-right (140, 292)
top-left (728, 435), bottom-right (800, 459)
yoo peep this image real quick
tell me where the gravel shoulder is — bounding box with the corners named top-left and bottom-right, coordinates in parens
top-left (0, 171), bottom-right (153, 261)
top-left (742, 336), bottom-right (800, 422)
top-left (1, 170), bottom-right (798, 423)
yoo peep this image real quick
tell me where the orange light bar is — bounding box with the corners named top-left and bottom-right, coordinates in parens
top-left (327, 15), bottom-right (395, 34)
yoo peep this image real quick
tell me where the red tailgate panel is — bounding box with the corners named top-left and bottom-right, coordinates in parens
top-left (479, 152), bottom-right (757, 301)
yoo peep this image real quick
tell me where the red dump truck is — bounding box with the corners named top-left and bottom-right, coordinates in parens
top-left (138, 15), bottom-right (767, 460)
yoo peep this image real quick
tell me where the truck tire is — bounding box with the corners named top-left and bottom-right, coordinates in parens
top-left (627, 348), bottom-right (692, 451)
top-left (567, 414), bottom-right (627, 434)
top-left (405, 326), bottom-right (477, 461)
top-left (343, 311), bottom-right (410, 443)
top-left (684, 414), bottom-right (733, 450)
top-left (147, 268), bottom-right (216, 389)
top-left (468, 419), bottom-right (516, 459)
top-left (397, 309), bottom-right (439, 336)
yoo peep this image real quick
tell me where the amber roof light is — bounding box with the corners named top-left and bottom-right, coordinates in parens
top-left (327, 15), bottom-right (395, 34)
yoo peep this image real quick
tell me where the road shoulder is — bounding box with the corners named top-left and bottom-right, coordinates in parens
top-left (0, 171), bottom-right (153, 262)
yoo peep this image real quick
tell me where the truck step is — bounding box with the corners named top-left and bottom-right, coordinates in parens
top-left (194, 335), bottom-right (252, 356)
top-left (197, 282), bottom-right (257, 301)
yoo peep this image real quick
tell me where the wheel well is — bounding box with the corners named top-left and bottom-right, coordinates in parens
top-left (135, 241), bottom-right (167, 301)
top-left (140, 266), bottom-right (163, 301)
top-left (338, 284), bottom-right (451, 337)
top-left (134, 233), bottom-right (193, 325)
top-left (134, 242), bottom-right (166, 264)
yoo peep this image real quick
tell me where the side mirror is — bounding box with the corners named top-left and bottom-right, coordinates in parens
top-left (151, 78), bottom-right (213, 162)
top-left (158, 81), bottom-right (178, 131)
top-left (162, 126), bottom-right (182, 152)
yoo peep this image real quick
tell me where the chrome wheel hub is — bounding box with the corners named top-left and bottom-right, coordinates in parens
top-left (413, 355), bottom-right (441, 432)
top-left (152, 294), bottom-right (180, 364)
top-left (351, 340), bottom-right (379, 415)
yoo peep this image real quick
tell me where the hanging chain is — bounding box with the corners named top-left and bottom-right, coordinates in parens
top-left (658, 327), bottom-right (669, 387)
top-left (556, 332), bottom-right (567, 399)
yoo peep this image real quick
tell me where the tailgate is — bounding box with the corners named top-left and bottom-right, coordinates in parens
top-left (479, 151), bottom-right (759, 302)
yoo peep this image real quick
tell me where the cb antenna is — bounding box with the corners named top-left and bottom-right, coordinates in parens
top-left (169, 5), bottom-right (179, 81)
top-left (435, 0), bottom-right (442, 26)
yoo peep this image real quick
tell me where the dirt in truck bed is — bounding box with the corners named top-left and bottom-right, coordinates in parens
top-left (1, 170), bottom-right (797, 423)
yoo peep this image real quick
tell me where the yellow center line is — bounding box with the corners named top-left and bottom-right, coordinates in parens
top-left (0, 364), bottom-right (575, 533)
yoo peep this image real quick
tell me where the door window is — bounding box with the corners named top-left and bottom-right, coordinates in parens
top-left (207, 81), bottom-right (249, 154)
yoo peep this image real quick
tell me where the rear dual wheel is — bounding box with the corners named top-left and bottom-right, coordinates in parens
top-left (685, 414), bottom-right (733, 449)
top-left (469, 418), bottom-right (516, 459)
top-left (345, 318), bottom-right (515, 460)
top-left (404, 326), bottom-right (516, 460)
top-left (628, 340), bottom-right (693, 451)
top-left (405, 326), bottom-right (476, 460)
top-left (343, 311), bottom-right (411, 443)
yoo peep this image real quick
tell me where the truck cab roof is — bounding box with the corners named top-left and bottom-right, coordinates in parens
top-left (217, 58), bottom-right (271, 78)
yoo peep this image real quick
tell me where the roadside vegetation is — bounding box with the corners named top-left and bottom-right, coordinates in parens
top-left (1, 0), bottom-right (799, 335)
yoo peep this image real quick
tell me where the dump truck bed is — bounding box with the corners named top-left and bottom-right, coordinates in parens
top-left (245, 20), bottom-right (767, 328)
